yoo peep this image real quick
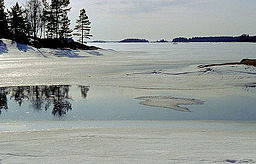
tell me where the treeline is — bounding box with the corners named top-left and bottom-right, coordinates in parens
top-left (173, 34), bottom-right (256, 42)
top-left (0, 0), bottom-right (93, 49)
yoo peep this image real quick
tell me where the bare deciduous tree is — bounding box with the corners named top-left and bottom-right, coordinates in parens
top-left (25, 0), bottom-right (43, 38)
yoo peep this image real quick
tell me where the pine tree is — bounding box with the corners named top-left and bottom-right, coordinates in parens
top-left (43, 1), bottom-right (55, 39)
top-left (8, 2), bottom-right (27, 41)
top-left (49, 0), bottom-right (60, 38)
top-left (59, 9), bottom-right (72, 38)
top-left (47, 0), bottom-right (71, 39)
top-left (74, 9), bottom-right (92, 44)
top-left (0, 0), bottom-right (9, 38)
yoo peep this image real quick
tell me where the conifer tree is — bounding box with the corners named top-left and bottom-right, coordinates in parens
top-left (0, 0), bottom-right (9, 38)
top-left (8, 3), bottom-right (27, 41)
top-left (59, 11), bottom-right (72, 38)
top-left (47, 0), bottom-right (71, 39)
top-left (74, 9), bottom-right (92, 44)
top-left (43, 1), bottom-right (55, 38)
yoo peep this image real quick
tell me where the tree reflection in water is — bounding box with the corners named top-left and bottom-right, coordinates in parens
top-left (79, 85), bottom-right (89, 99)
top-left (0, 85), bottom-right (89, 117)
top-left (0, 87), bottom-right (8, 115)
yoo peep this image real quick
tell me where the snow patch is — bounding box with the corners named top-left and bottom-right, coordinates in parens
top-left (135, 96), bottom-right (204, 112)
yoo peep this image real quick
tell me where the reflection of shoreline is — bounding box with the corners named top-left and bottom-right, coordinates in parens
top-left (0, 85), bottom-right (89, 117)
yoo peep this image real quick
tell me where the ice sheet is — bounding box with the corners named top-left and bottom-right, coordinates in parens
top-left (1, 40), bottom-right (256, 163)
top-left (1, 39), bottom-right (256, 91)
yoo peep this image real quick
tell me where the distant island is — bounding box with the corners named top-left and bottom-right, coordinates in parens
top-left (120, 39), bottom-right (149, 43)
top-left (90, 41), bottom-right (106, 43)
top-left (156, 39), bottom-right (168, 43)
top-left (172, 34), bottom-right (256, 42)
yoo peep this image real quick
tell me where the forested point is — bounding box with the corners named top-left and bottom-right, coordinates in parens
top-left (172, 34), bottom-right (256, 42)
top-left (0, 0), bottom-right (99, 50)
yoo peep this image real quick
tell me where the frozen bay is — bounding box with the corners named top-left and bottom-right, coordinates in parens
top-left (0, 40), bottom-right (256, 163)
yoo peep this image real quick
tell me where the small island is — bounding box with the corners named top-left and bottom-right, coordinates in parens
top-left (90, 41), bottom-right (106, 43)
top-left (120, 38), bottom-right (149, 43)
top-left (156, 39), bottom-right (168, 43)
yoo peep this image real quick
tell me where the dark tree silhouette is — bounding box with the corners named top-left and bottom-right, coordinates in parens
top-left (59, 10), bottom-right (72, 38)
top-left (74, 9), bottom-right (92, 44)
top-left (8, 2), bottom-right (28, 42)
top-left (0, 0), bottom-right (10, 38)
top-left (120, 38), bottom-right (149, 43)
top-left (45, 0), bottom-right (71, 39)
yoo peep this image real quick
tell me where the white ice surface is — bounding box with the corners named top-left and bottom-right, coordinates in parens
top-left (0, 125), bottom-right (256, 163)
top-left (0, 39), bottom-right (256, 91)
top-left (1, 40), bottom-right (256, 163)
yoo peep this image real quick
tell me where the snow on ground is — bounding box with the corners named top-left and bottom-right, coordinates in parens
top-left (1, 39), bottom-right (256, 163)
top-left (135, 96), bottom-right (204, 112)
top-left (0, 126), bottom-right (256, 163)
top-left (0, 39), bottom-right (255, 91)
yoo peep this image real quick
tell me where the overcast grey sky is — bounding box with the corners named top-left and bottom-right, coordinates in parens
top-left (5, 0), bottom-right (256, 40)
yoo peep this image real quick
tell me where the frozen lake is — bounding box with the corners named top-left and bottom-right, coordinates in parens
top-left (0, 42), bottom-right (256, 133)
top-left (1, 41), bottom-right (256, 163)
top-left (0, 42), bottom-right (256, 127)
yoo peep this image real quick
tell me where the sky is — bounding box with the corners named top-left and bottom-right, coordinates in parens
top-left (5, 0), bottom-right (256, 41)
